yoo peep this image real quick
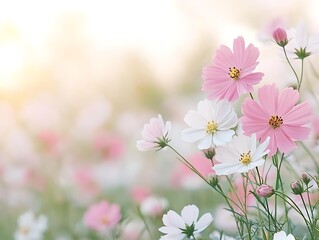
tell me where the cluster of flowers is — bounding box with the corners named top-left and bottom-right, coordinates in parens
top-left (137, 23), bottom-right (319, 239)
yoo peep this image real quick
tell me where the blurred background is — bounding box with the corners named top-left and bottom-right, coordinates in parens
top-left (1, 0), bottom-right (319, 239)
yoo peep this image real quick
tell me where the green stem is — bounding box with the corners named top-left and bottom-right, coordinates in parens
top-left (275, 191), bottom-right (315, 240)
top-left (256, 167), bottom-right (263, 185)
top-left (283, 46), bottom-right (300, 87)
top-left (215, 184), bottom-right (244, 237)
top-left (306, 186), bottom-right (314, 219)
top-left (278, 153), bottom-right (290, 232)
top-left (299, 142), bottom-right (319, 171)
top-left (226, 176), bottom-right (245, 211)
top-left (137, 207), bottom-right (153, 239)
top-left (167, 145), bottom-right (210, 185)
top-left (298, 58), bottom-right (304, 91)
top-left (300, 193), bottom-right (312, 225)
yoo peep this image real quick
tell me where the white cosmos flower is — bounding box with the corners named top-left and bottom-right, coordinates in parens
top-left (213, 134), bottom-right (270, 175)
top-left (273, 231), bottom-right (295, 240)
top-left (287, 23), bottom-right (319, 59)
top-left (136, 114), bottom-right (171, 151)
top-left (182, 99), bottom-right (238, 150)
top-left (14, 211), bottom-right (48, 240)
top-left (140, 196), bottom-right (168, 217)
top-left (159, 204), bottom-right (213, 240)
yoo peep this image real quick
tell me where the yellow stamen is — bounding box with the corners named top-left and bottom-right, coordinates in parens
top-left (206, 121), bottom-right (218, 134)
top-left (240, 151), bottom-right (251, 165)
top-left (228, 67), bottom-right (241, 80)
top-left (268, 115), bottom-right (283, 129)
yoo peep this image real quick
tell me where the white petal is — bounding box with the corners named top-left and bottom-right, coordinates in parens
top-left (232, 134), bottom-right (250, 153)
top-left (181, 128), bottom-right (206, 143)
top-left (181, 205), bottom-right (199, 226)
top-left (197, 134), bottom-right (212, 149)
top-left (213, 130), bottom-right (234, 146)
top-left (213, 163), bottom-right (244, 175)
top-left (295, 23), bottom-right (308, 48)
top-left (197, 99), bottom-right (214, 121)
top-left (252, 136), bottom-right (270, 160)
top-left (160, 234), bottom-right (186, 240)
top-left (184, 110), bottom-right (207, 128)
top-left (217, 111), bottom-right (238, 130)
top-left (194, 213), bottom-right (213, 232)
top-left (273, 231), bottom-right (288, 240)
top-left (159, 226), bottom-right (182, 235)
top-left (215, 145), bottom-right (239, 163)
top-left (213, 100), bottom-right (232, 123)
top-left (136, 140), bottom-right (157, 151)
top-left (163, 210), bottom-right (185, 229)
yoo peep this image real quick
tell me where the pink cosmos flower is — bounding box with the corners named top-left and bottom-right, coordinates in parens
top-left (140, 196), bottom-right (168, 217)
top-left (241, 84), bottom-right (312, 156)
top-left (202, 36), bottom-right (264, 102)
top-left (93, 132), bottom-right (124, 159)
top-left (73, 167), bottom-right (100, 200)
top-left (83, 201), bottom-right (121, 232)
top-left (136, 115), bottom-right (171, 151)
top-left (131, 186), bottom-right (151, 203)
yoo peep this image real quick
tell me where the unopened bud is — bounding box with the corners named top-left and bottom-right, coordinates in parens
top-left (204, 148), bottom-right (215, 160)
top-left (207, 173), bottom-right (219, 187)
top-left (301, 172), bottom-right (311, 185)
top-left (273, 28), bottom-right (288, 47)
top-left (291, 180), bottom-right (304, 195)
top-left (256, 184), bottom-right (275, 198)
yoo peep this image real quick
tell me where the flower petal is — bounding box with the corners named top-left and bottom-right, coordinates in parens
top-left (162, 210), bottom-right (185, 229)
top-left (194, 213), bottom-right (213, 233)
top-left (197, 134), bottom-right (213, 149)
top-left (181, 205), bottom-right (199, 226)
top-left (213, 130), bottom-right (234, 146)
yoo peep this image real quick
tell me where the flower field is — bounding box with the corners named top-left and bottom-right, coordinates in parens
top-left (1, 1), bottom-right (319, 239)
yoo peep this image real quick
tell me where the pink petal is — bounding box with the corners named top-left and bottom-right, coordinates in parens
top-left (283, 101), bottom-right (313, 125)
top-left (281, 125), bottom-right (311, 140)
top-left (277, 87), bottom-right (299, 116)
top-left (233, 36), bottom-right (245, 67)
top-left (258, 84), bottom-right (278, 116)
top-left (242, 43), bottom-right (260, 70)
top-left (241, 99), bottom-right (269, 120)
top-left (213, 45), bottom-right (235, 68)
top-left (240, 72), bottom-right (264, 85)
top-left (274, 129), bottom-right (297, 154)
top-left (264, 130), bottom-right (277, 157)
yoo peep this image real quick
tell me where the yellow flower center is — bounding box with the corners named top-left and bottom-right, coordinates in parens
top-left (268, 115), bottom-right (283, 129)
top-left (206, 121), bottom-right (218, 134)
top-left (228, 67), bottom-right (241, 80)
top-left (240, 151), bottom-right (251, 165)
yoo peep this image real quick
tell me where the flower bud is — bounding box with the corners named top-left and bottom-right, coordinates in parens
top-left (207, 173), bottom-right (219, 187)
top-left (256, 184), bottom-right (275, 198)
top-left (301, 172), bottom-right (311, 185)
top-left (204, 148), bottom-right (215, 160)
top-left (273, 28), bottom-right (288, 47)
top-left (291, 180), bottom-right (304, 195)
